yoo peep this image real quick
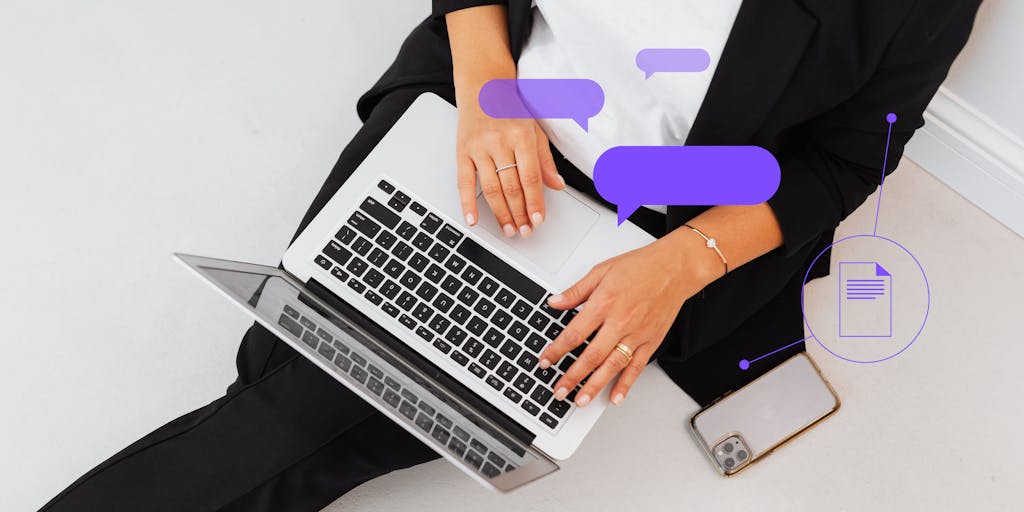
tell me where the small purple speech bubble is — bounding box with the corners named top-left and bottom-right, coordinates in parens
top-left (478, 78), bottom-right (604, 131)
top-left (635, 48), bottom-right (710, 79)
top-left (594, 146), bottom-right (781, 225)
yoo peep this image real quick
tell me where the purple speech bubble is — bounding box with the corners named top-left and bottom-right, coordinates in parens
top-left (635, 48), bottom-right (710, 79)
top-left (478, 78), bottom-right (604, 131)
top-left (594, 146), bottom-right (781, 225)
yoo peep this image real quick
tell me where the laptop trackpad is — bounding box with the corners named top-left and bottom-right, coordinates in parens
top-left (474, 189), bottom-right (600, 274)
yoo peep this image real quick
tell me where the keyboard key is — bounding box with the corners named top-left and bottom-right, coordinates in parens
top-left (388, 191), bottom-right (410, 212)
top-left (511, 299), bottom-right (531, 320)
top-left (478, 277), bottom-right (499, 297)
top-left (336, 225), bottom-right (357, 244)
top-left (496, 361), bottom-right (518, 382)
top-left (383, 388), bottom-right (401, 408)
top-left (499, 339), bottom-right (521, 359)
top-left (494, 288), bottom-right (516, 308)
top-left (503, 387), bottom-right (523, 404)
top-left (350, 366), bottom-right (368, 384)
top-left (463, 339), bottom-right (484, 358)
top-left (534, 366), bottom-right (557, 384)
top-left (487, 452), bottom-right (506, 467)
top-left (513, 373), bottom-right (536, 395)
top-left (428, 314), bottom-right (450, 334)
top-left (444, 254), bottom-right (467, 273)
top-left (383, 376), bottom-right (399, 390)
top-left (399, 400), bottom-right (418, 420)
top-left (364, 269), bottom-right (385, 288)
top-left (432, 338), bottom-right (452, 354)
top-left (316, 328), bottom-right (332, 341)
top-left (437, 414), bottom-right (453, 429)
top-left (315, 254), bottom-right (332, 270)
top-left (486, 375), bottom-right (504, 391)
top-left (377, 179), bottom-right (395, 193)
top-left (302, 331), bottom-right (319, 349)
top-left (390, 242), bottom-right (413, 261)
top-left (440, 275), bottom-right (461, 295)
top-left (412, 232), bottom-right (432, 251)
top-left (376, 230), bottom-right (397, 250)
top-left (491, 310), bottom-right (513, 330)
top-left (278, 314), bottom-right (303, 337)
top-left (432, 293), bottom-right (454, 313)
top-left (450, 351), bottom-right (470, 366)
top-left (558, 356), bottom-right (575, 373)
top-left (283, 304), bottom-right (300, 319)
top-left (507, 321), bottom-right (529, 341)
top-left (333, 353), bottom-right (352, 372)
top-left (415, 282), bottom-right (438, 301)
top-left (330, 266), bottom-right (350, 283)
top-left (400, 389), bottom-right (419, 404)
top-left (545, 323), bottom-right (563, 340)
top-left (367, 248), bottom-right (389, 267)
top-left (364, 290), bottom-right (382, 305)
top-left (427, 243), bottom-right (450, 263)
top-left (462, 266), bottom-right (483, 286)
top-left (539, 413), bottom-right (559, 429)
top-left (561, 308), bottom-right (578, 326)
top-left (457, 288), bottom-right (479, 306)
top-left (396, 221), bottom-right (417, 240)
top-left (570, 344), bottom-right (586, 358)
top-left (520, 400), bottom-right (540, 416)
top-left (517, 352), bottom-right (538, 370)
top-left (413, 303), bottom-right (434, 322)
top-left (347, 279), bottom-right (366, 293)
top-left (450, 305), bottom-right (471, 325)
top-left (345, 257), bottom-right (368, 277)
top-left (380, 280), bottom-right (400, 300)
top-left (424, 264), bottom-right (445, 283)
top-left (444, 326), bottom-right (467, 346)
top-left (350, 352), bottom-right (367, 366)
top-left (540, 296), bottom-right (564, 320)
top-left (482, 328), bottom-right (504, 348)
top-left (524, 332), bottom-right (546, 353)
top-left (416, 326), bottom-right (432, 341)
top-left (299, 316), bottom-right (316, 331)
top-left (420, 213), bottom-right (442, 234)
top-left (351, 237), bottom-right (372, 256)
top-left (323, 241), bottom-right (352, 266)
top-left (528, 311), bottom-right (550, 331)
top-left (465, 450), bottom-right (484, 469)
top-left (448, 436), bottom-right (466, 456)
top-left (530, 386), bottom-right (553, 407)
top-left (398, 314), bottom-right (416, 330)
top-left (430, 424), bottom-right (450, 444)
top-left (466, 316), bottom-right (487, 336)
top-left (473, 298), bottom-right (495, 318)
top-left (437, 224), bottom-right (463, 248)
top-left (367, 377), bottom-right (384, 396)
top-left (408, 253), bottom-right (429, 272)
top-left (359, 196), bottom-right (400, 229)
top-left (479, 349), bottom-right (501, 370)
top-left (468, 362), bottom-right (486, 378)
top-left (382, 302), bottom-right (400, 318)
top-left (415, 413), bottom-right (434, 432)
top-left (410, 201), bottom-right (427, 215)
top-left (482, 462), bottom-right (501, 478)
top-left (399, 270), bottom-right (421, 290)
top-left (548, 399), bottom-right (571, 418)
top-left (457, 237), bottom-right (546, 303)
top-left (347, 211), bottom-right (381, 238)
top-left (383, 259), bottom-right (405, 278)
top-left (397, 291), bottom-right (417, 311)
top-left (332, 340), bottom-right (350, 354)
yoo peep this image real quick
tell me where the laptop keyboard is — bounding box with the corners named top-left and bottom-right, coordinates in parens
top-left (277, 304), bottom-right (517, 478)
top-left (314, 178), bottom-right (587, 432)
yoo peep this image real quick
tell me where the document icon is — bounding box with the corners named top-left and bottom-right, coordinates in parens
top-left (838, 262), bottom-right (892, 338)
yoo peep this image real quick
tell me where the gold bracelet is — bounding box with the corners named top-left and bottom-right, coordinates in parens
top-left (683, 224), bottom-right (728, 276)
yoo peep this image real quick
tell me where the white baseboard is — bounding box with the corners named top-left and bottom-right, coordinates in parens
top-left (903, 86), bottom-right (1024, 237)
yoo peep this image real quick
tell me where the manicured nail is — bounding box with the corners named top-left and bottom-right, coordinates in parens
top-left (548, 294), bottom-right (563, 304)
top-left (465, 213), bottom-right (476, 226)
top-left (538, 358), bottom-right (550, 369)
top-left (554, 387), bottom-right (568, 401)
top-left (611, 393), bottom-right (624, 406)
top-left (502, 224), bottom-right (516, 237)
top-left (557, 175), bottom-right (566, 188)
top-left (519, 224), bottom-right (532, 237)
top-left (531, 212), bottom-right (543, 226)
top-left (576, 394), bottom-right (591, 407)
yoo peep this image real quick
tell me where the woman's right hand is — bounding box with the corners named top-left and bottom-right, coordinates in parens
top-left (455, 103), bottom-right (565, 237)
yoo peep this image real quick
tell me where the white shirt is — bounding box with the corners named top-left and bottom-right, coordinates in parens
top-left (517, 0), bottom-right (742, 213)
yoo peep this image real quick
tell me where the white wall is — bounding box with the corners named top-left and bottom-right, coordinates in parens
top-left (904, 0), bottom-right (1024, 236)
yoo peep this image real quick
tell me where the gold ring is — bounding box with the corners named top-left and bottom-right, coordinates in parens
top-left (614, 342), bottom-right (634, 363)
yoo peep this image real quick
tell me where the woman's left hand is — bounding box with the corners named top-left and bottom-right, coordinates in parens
top-left (537, 235), bottom-right (718, 407)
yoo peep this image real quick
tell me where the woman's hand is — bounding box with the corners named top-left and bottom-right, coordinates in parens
top-left (537, 233), bottom-right (720, 407)
top-left (455, 107), bottom-right (564, 237)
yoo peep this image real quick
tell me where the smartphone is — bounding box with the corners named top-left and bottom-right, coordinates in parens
top-left (689, 352), bottom-right (840, 476)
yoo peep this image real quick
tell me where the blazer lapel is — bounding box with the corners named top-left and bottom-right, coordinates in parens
top-left (667, 0), bottom-right (818, 229)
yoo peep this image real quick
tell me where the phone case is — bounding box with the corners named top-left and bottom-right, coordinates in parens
top-left (689, 352), bottom-right (840, 476)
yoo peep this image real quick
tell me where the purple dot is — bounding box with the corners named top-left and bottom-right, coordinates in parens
top-left (886, 113), bottom-right (897, 124)
top-left (738, 359), bottom-right (750, 371)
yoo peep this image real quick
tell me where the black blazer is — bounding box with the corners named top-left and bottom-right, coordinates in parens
top-left (353, 0), bottom-right (979, 400)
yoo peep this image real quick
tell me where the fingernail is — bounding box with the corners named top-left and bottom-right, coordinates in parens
top-left (531, 212), bottom-right (543, 226)
top-left (465, 213), bottom-right (476, 226)
top-left (548, 294), bottom-right (563, 304)
top-left (576, 394), bottom-right (591, 407)
top-left (502, 224), bottom-right (516, 237)
top-left (557, 175), bottom-right (566, 188)
top-left (519, 224), bottom-right (532, 237)
top-left (538, 358), bottom-right (550, 369)
top-left (611, 393), bottom-right (624, 406)
top-left (554, 387), bottom-right (568, 401)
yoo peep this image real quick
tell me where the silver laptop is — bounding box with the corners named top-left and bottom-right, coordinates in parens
top-left (177, 93), bottom-right (655, 491)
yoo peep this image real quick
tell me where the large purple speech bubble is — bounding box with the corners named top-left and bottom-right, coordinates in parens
top-left (478, 78), bottom-right (604, 131)
top-left (594, 146), bottom-right (781, 224)
top-left (635, 48), bottom-right (710, 79)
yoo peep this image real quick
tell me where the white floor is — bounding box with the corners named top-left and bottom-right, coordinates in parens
top-left (1, 2), bottom-right (1021, 511)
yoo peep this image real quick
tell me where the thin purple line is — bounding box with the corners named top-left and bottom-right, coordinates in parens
top-left (847, 297), bottom-right (876, 300)
top-left (872, 117), bottom-right (895, 236)
top-left (749, 336), bottom-right (812, 364)
top-left (846, 279), bottom-right (884, 282)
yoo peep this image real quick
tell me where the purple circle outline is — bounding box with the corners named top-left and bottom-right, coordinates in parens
top-left (800, 234), bottom-right (931, 364)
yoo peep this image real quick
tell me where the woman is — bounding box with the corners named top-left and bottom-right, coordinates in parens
top-left (42, 0), bottom-right (978, 510)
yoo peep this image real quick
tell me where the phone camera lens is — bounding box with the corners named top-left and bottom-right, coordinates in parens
top-left (737, 450), bottom-right (748, 461)
top-left (723, 458), bottom-right (735, 468)
top-left (723, 443), bottom-right (734, 453)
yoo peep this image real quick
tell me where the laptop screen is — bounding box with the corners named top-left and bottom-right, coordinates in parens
top-left (175, 254), bottom-right (558, 492)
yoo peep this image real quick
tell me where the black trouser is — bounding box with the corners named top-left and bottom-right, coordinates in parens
top-left (41, 90), bottom-right (808, 511)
